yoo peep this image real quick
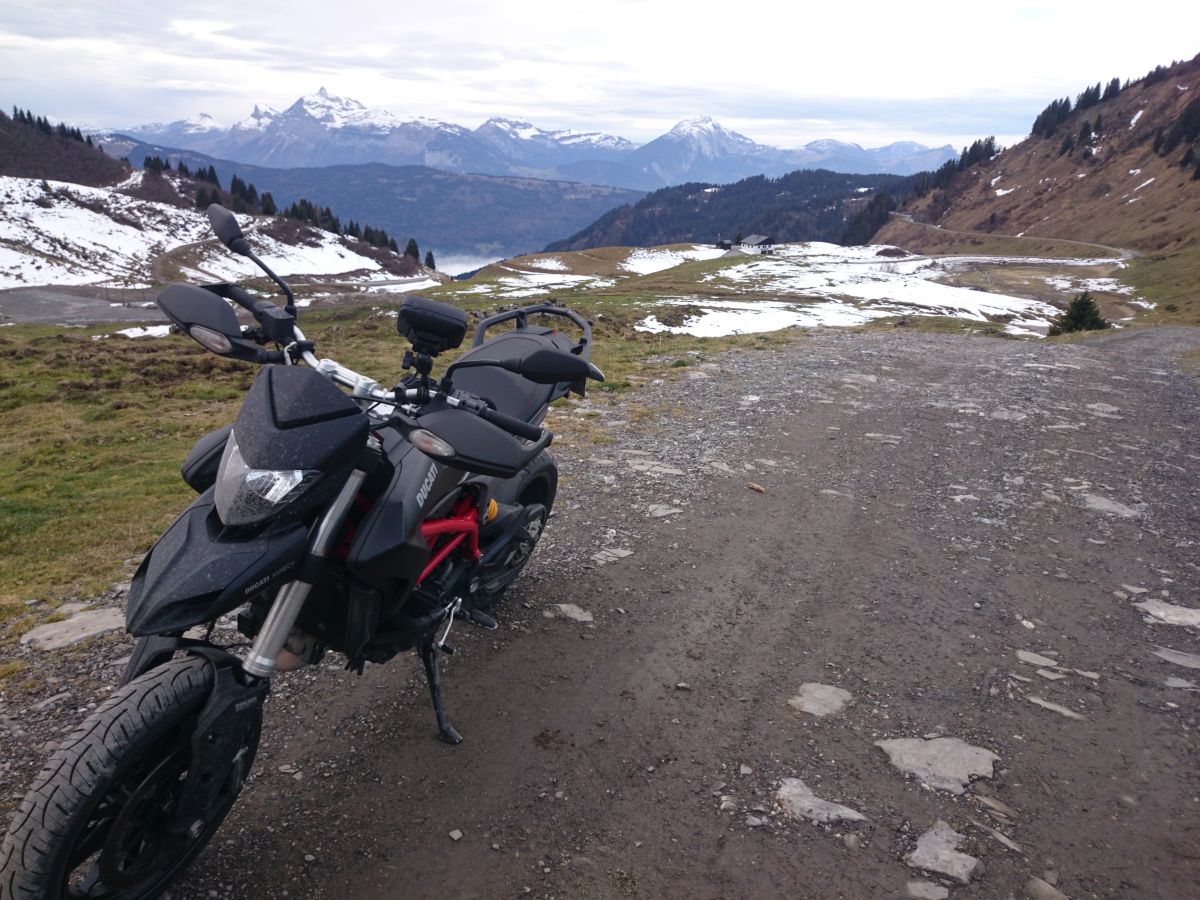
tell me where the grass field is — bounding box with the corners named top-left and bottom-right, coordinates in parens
top-left (1, 233), bottom-right (1187, 640)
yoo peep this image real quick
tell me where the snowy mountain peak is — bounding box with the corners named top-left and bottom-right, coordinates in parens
top-left (279, 88), bottom-right (412, 131)
top-left (484, 117), bottom-right (544, 140)
top-left (183, 113), bottom-right (223, 133)
top-left (670, 116), bottom-right (721, 135)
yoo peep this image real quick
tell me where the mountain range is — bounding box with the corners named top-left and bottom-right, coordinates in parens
top-left (124, 89), bottom-right (957, 191)
top-left (97, 133), bottom-right (643, 258)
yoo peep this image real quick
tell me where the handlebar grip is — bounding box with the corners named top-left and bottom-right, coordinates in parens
top-left (477, 406), bottom-right (544, 442)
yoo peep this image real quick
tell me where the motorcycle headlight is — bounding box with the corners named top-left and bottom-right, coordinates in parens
top-left (214, 432), bottom-right (321, 526)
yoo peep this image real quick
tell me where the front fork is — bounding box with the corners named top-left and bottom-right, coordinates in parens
top-left (242, 467), bottom-right (370, 678)
top-left (243, 463), bottom-right (471, 745)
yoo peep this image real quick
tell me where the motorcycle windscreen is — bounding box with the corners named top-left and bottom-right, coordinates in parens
top-left (125, 490), bottom-right (308, 635)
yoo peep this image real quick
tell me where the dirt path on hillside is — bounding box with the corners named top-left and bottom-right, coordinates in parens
top-left (3, 327), bottom-right (1198, 899)
top-left (889, 213), bottom-right (1139, 260)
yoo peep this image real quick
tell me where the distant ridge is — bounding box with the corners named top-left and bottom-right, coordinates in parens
top-left (545, 169), bottom-right (914, 252)
top-left (122, 90), bottom-right (957, 190)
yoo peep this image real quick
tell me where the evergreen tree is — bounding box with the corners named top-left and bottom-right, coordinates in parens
top-left (388, 237), bottom-right (399, 253)
top-left (260, 192), bottom-right (277, 215)
top-left (1048, 291), bottom-right (1109, 336)
top-left (195, 187), bottom-right (209, 210)
top-left (1059, 133), bottom-right (1075, 156)
top-left (1102, 77), bottom-right (1122, 101)
top-left (404, 238), bottom-right (420, 260)
top-left (424, 250), bottom-right (436, 270)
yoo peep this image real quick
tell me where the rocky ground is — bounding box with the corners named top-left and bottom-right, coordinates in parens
top-left (2, 325), bottom-right (1199, 899)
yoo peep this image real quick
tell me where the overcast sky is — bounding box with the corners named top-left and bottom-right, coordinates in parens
top-left (2, 1), bottom-right (1196, 150)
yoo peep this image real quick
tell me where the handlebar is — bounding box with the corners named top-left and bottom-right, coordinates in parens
top-left (476, 406), bottom-right (543, 442)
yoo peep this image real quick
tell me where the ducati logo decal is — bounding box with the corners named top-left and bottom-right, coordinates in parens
top-left (417, 462), bottom-right (439, 507)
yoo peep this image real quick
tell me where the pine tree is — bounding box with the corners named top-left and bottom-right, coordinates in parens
top-left (404, 238), bottom-right (420, 261)
top-left (1048, 291), bottom-right (1109, 335)
top-left (260, 192), bottom-right (277, 216)
top-left (1102, 77), bottom-right (1121, 101)
top-left (195, 187), bottom-right (209, 210)
top-left (424, 250), bottom-right (436, 270)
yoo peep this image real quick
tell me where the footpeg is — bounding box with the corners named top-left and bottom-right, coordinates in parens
top-left (456, 606), bottom-right (499, 630)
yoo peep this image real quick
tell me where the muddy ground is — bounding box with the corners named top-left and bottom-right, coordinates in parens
top-left (3, 326), bottom-right (1199, 899)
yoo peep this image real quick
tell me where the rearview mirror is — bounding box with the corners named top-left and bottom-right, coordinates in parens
top-left (156, 284), bottom-right (269, 363)
top-left (517, 348), bottom-right (604, 384)
top-left (207, 204), bottom-right (251, 255)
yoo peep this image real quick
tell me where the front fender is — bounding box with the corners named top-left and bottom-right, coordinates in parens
top-left (126, 489), bottom-right (309, 636)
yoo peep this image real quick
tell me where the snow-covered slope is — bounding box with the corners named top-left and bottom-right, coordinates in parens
top-left (0, 175), bottom-right (210, 288)
top-left (0, 175), bottom-right (411, 289)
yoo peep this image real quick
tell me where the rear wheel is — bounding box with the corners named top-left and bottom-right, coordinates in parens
top-left (474, 504), bottom-right (548, 610)
top-left (0, 657), bottom-right (260, 900)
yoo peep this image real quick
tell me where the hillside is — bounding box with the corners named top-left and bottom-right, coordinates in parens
top-left (0, 170), bottom-right (429, 297)
top-left (545, 169), bottom-right (913, 252)
top-left (100, 136), bottom-right (644, 259)
top-left (0, 109), bottom-right (128, 187)
top-left (874, 55), bottom-right (1200, 315)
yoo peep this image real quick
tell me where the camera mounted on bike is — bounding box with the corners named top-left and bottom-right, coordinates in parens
top-left (396, 296), bottom-right (468, 357)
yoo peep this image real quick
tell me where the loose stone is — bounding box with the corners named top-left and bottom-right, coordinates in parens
top-left (775, 778), bottom-right (866, 825)
top-left (876, 737), bottom-right (999, 794)
top-left (787, 683), bottom-right (853, 717)
top-left (906, 820), bottom-right (980, 884)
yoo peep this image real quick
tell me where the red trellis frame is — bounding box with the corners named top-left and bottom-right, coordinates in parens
top-left (417, 495), bottom-right (481, 585)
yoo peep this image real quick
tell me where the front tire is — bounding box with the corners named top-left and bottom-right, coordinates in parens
top-left (1, 657), bottom-right (260, 899)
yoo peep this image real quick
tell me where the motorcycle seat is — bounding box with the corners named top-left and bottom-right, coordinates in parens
top-left (452, 326), bottom-right (577, 423)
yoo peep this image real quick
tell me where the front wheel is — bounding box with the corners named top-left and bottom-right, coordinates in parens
top-left (0, 657), bottom-right (261, 900)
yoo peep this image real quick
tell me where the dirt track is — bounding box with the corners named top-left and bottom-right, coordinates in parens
top-left (4, 326), bottom-right (1199, 899)
top-left (153, 326), bottom-right (1199, 899)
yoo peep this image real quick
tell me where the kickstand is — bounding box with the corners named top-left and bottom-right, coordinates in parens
top-left (418, 642), bottom-right (462, 745)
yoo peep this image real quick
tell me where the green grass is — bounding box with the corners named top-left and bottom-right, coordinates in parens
top-left (0, 300), bottom-right (800, 619)
top-left (1124, 243), bottom-right (1200, 325)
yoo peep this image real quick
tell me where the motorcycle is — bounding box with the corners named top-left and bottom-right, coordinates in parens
top-left (0, 205), bottom-right (602, 899)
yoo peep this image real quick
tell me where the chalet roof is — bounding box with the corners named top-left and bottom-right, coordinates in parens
top-left (740, 234), bottom-right (773, 245)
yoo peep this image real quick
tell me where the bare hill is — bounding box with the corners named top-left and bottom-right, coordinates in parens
top-left (875, 56), bottom-right (1200, 257)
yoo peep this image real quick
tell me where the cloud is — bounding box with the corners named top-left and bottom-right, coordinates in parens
top-left (2, 0), bottom-right (1197, 147)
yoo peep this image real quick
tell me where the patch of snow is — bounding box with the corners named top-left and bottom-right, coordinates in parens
top-left (994, 188), bottom-right (1015, 197)
top-left (1128, 168), bottom-right (1142, 176)
top-left (636, 298), bottom-right (890, 337)
top-left (621, 246), bottom-right (727, 275)
top-left (1129, 110), bottom-right (1144, 129)
top-left (362, 278), bottom-right (441, 294)
top-left (114, 325), bottom-right (172, 338)
top-left (528, 256), bottom-right (568, 271)
top-left (1134, 178), bottom-right (1155, 192)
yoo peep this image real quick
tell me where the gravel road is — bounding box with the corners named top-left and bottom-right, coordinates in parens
top-left (3, 325), bottom-right (1198, 899)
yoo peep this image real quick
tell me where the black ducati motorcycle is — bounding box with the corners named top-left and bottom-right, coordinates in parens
top-left (0, 205), bottom-right (602, 899)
